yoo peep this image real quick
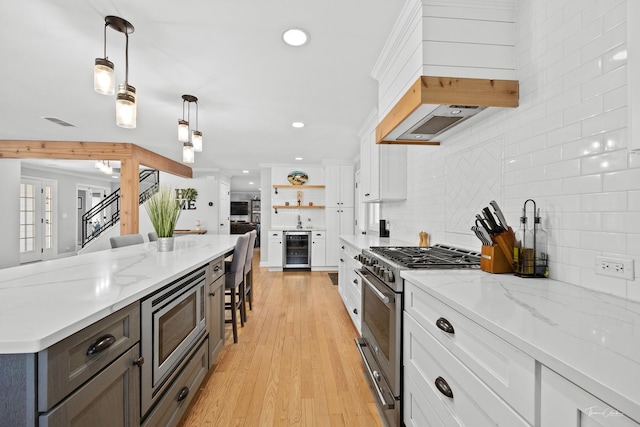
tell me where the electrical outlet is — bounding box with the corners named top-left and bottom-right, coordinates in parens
top-left (595, 256), bottom-right (634, 280)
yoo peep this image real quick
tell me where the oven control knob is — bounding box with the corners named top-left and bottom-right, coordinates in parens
top-left (384, 270), bottom-right (395, 282)
top-left (378, 266), bottom-right (386, 277)
top-left (373, 265), bottom-right (381, 274)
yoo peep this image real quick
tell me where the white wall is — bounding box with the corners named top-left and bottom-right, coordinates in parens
top-left (270, 166), bottom-right (326, 229)
top-left (381, 0), bottom-right (640, 300)
top-left (0, 160), bottom-right (21, 268)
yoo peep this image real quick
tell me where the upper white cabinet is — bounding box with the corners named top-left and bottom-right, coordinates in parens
top-left (325, 164), bottom-right (354, 208)
top-left (628, 0), bottom-right (640, 153)
top-left (360, 129), bottom-right (407, 203)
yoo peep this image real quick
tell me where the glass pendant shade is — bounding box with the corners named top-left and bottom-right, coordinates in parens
top-left (192, 130), bottom-right (203, 152)
top-left (116, 84), bottom-right (136, 128)
top-left (178, 120), bottom-right (189, 142)
top-left (94, 58), bottom-right (115, 95)
top-left (183, 142), bottom-right (195, 164)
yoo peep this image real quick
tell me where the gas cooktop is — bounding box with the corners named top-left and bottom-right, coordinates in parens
top-left (368, 244), bottom-right (481, 269)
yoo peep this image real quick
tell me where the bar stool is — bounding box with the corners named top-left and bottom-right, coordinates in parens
top-left (225, 233), bottom-right (250, 343)
top-left (148, 232), bottom-right (157, 242)
top-left (110, 234), bottom-right (144, 248)
top-left (242, 230), bottom-right (258, 322)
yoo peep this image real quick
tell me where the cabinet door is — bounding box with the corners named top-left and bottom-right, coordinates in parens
top-left (360, 134), bottom-right (372, 202)
top-left (311, 233), bottom-right (326, 267)
top-left (340, 165), bottom-right (355, 208)
top-left (325, 165), bottom-right (341, 208)
top-left (541, 366), bottom-right (639, 427)
top-left (325, 208), bottom-right (340, 266)
top-left (267, 231), bottom-right (283, 267)
top-left (207, 275), bottom-right (225, 368)
top-left (39, 345), bottom-right (140, 427)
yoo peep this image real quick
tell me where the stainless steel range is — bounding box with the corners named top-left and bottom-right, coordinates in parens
top-left (354, 244), bottom-right (480, 427)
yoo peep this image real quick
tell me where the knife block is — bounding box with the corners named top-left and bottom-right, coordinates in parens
top-left (480, 244), bottom-right (513, 273)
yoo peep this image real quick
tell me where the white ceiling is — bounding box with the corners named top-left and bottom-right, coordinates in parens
top-left (1, 1), bottom-right (404, 191)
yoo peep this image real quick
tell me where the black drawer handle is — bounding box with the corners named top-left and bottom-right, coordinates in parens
top-left (209, 292), bottom-right (216, 297)
top-left (340, 258), bottom-right (344, 262)
top-left (436, 317), bottom-right (455, 334)
top-left (353, 279), bottom-right (358, 284)
top-left (435, 376), bottom-right (453, 398)
top-left (365, 193), bottom-right (370, 197)
top-left (213, 265), bottom-right (221, 272)
top-left (353, 308), bottom-right (358, 315)
top-left (86, 334), bottom-right (116, 355)
top-left (177, 386), bottom-right (190, 402)
top-left (133, 356), bottom-right (145, 367)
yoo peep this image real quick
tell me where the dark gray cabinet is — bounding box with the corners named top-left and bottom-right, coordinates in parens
top-left (39, 344), bottom-right (140, 427)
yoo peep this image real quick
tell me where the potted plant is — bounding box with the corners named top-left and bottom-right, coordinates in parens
top-left (145, 187), bottom-right (181, 251)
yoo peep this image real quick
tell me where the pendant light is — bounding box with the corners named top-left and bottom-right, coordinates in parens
top-left (94, 21), bottom-right (114, 95)
top-left (183, 141), bottom-right (195, 164)
top-left (192, 100), bottom-right (203, 152)
top-left (178, 95), bottom-right (203, 162)
top-left (94, 16), bottom-right (136, 128)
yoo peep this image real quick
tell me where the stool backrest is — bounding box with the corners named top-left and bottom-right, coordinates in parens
top-left (244, 230), bottom-right (257, 273)
top-left (148, 232), bottom-right (157, 242)
top-left (227, 233), bottom-right (250, 289)
top-left (110, 234), bottom-right (144, 248)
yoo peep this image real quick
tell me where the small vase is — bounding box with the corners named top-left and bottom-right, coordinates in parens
top-left (157, 237), bottom-right (174, 252)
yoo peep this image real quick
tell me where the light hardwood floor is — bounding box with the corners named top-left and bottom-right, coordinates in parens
top-left (180, 249), bottom-right (383, 427)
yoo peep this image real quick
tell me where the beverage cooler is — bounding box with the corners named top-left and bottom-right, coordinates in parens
top-left (283, 231), bottom-right (311, 269)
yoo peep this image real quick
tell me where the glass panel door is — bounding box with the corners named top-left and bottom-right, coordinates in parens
top-left (20, 178), bottom-right (56, 263)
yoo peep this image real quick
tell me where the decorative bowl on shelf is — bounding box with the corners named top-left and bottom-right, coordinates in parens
top-left (287, 170), bottom-right (308, 185)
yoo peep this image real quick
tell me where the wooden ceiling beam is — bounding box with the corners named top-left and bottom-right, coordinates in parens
top-left (0, 140), bottom-right (192, 236)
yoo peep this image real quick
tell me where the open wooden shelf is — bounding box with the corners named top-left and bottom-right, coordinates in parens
top-left (272, 184), bottom-right (325, 189)
top-left (272, 205), bottom-right (325, 209)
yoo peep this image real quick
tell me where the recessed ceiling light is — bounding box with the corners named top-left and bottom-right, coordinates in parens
top-left (282, 28), bottom-right (309, 47)
top-left (249, 181), bottom-right (254, 185)
top-left (242, 170), bottom-right (249, 174)
top-left (292, 121), bottom-right (305, 128)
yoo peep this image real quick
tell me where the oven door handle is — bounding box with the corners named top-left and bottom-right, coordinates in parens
top-left (355, 339), bottom-right (395, 410)
top-left (356, 270), bottom-right (390, 304)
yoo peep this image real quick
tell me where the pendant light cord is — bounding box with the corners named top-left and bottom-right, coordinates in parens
top-left (195, 101), bottom-right (199, 130)
top-left (103, 22), bottom-right (108, 59)
top-left (124, 33), bottom-right (129, 86)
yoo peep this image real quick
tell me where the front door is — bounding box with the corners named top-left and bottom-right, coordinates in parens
top-left (20, 178), bottom-right (56, 263)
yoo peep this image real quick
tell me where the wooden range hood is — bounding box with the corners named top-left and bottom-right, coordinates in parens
top-left (0, 140), bottom-right (192, 235)
top-left (375, 76), bottom-right (519, 145)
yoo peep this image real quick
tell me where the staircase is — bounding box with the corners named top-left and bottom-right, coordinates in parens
top-left (81, 169), bottom-right (159, 247)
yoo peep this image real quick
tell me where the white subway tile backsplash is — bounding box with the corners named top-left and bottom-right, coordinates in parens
top-left (580, 149), bottom-right (628, 175)
top-left (602, 2), bottom-right (626, 32)
top-left (580, 191), bottom-right (627, 211)
top-left (562, 59), bottom-right (602, 91)
top-left (563, 212), bottom-right (602, 231)
top-left (562, 174), bottom-right (602, 194)
top-left (561, 135), bottom-right (603, 159)
top-left (602, 44), bottom-right (627, 73)
top-left (546, 159), bottom-right (581, 180)
top-left (532, 146), bottom-right (562, 166)
top-left (603, 127), bottom-right (627, 150)
top-left (581, 21), bottom-right (626, 63)
top-left (629, 191), bottom-right (640, 211)
top-left (602, 213), bottom-right (640, 234)
top-left (581, 106), bottom-right (627, 137)
top-left (546, 122), bottom-right (582, 147)
top-left (603, 168), bottom-right (640, 191)
top-left (582, 0), bottom-right (625, 27)
top-left (563, 95), bottom-right (603, 125)
top-left (628, 234), bottom-right (640, 256)
top-left (580, 230), bottom-right (626, 252)
top-left (604, 86), bottom-right (627, 112)
top-left (582, 63), bottom-right (626, 100)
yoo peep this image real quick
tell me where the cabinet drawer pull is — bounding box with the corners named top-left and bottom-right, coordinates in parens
top-left (86, 334), bottom-right (116, 355)
top-left (133, 356), bottom-right (145, 367)
top-left (353, 279), bottom-right (358, 284)
top-left (436, 317), bottom-right (455, 334)
top-left (365, 193), bottom-right (370, 197)
top-left (340, 258), bottom-right (344, 262)
top-left (213, 265), bottom-right (221, 272)
top-left (353, 308), bottom-right (358, 315)
top-left (177, 386), bottom-right (190, 402)
top-left (209, 292), bottom-right (216, 297)
top-left (435, 376), bottom-right (453, 398)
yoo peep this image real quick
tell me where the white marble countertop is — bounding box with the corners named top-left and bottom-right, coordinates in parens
top-left (268, 227), bottom-right (327, 231)
top-left (401, 269), bottom-right (640, 422)
top-left (339, 235), bottom-right (414, 250)
top-left (0, 234), bottom-right (238, 354)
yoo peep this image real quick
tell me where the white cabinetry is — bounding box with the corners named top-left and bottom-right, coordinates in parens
top-left (404, 280), bottom-right (535, 426)
top-left (267, 230), bottom-right (283, 268)
top-left (541, 366), bottom-right (639, 427)
top-left (360, 129), bottom-right (407, 203)
top-left (326, 208), bottom-right (354, 267)
top-left (311, 230), bottom-right (326, 268)
top-left (337, 239), bottom-right (362, 332)
top-left (325, 164), bottom-right (354, 208)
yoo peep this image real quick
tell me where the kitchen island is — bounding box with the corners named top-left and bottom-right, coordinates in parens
top-left (0, 234), bottom-right (238, 426)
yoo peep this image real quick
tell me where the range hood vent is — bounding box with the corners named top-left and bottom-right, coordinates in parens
top-left (376, 76), bottom-right (518, 145)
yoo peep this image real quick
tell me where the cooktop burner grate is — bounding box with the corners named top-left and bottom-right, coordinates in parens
top-left (369, 244), bottom-right (481, 269)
